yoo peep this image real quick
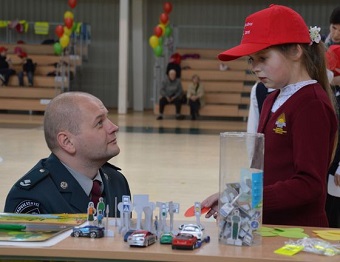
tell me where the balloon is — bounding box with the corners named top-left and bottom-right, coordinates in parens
top-left (160, 13), bottom-right (169, 24)
top-left (149, 35), bottom-right (159, 49)
top-left (63, 26), bottom-right (72, 36)
top-left (64, 11), bottom-right (74, 20)
top-left (163, 2), bottom-right (173, 14)
top-left (55, 25), bottom-right (64, 38)
top-left (68, 0), bottom-right (77, 9)
top-left (60, 34), bottom-right (70, 48)
top-left (153, 45), bottom-right (163, 57)
top-left (158, 24), bottom-right (166, 36)
top-left (64, 17), bottom-right (74, 29)
top-left (165, 25), bottom-right (172, 37)
top-left (72, 22), bottom-right (78, 32)
top-left (53, 42), bottom-right (63, 55)
top-left (154, 26), bottom-right (163, 38)
top-left (158, 36), bottom-right (163, 46)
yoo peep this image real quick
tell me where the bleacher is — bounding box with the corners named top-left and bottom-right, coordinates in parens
top-left (0, 43), bottom-right (81, 113)
top-left (154, 48), bottom-right (257, 119)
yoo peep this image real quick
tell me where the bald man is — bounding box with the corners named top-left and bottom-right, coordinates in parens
top-left (4, 92), bottom-right (130, 216)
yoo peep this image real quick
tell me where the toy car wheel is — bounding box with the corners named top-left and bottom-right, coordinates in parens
top-left (74, 231), bottom-right (80, 237)
top-left (206, 236), bottom-right (211, 243)
top-left (195, 242), bottom-right (201, 249)
top-left (90, 232), bottom-right (97, 238)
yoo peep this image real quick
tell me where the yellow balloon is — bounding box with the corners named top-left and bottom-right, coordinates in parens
top-left (64, 11), bottom-right (74, 20)
top-left (149, 35), bottom-right (159, 49)
top-left (158, 24), bottom-right (166, 36)
top-left (63, 26), bottom-right (72, 36)
top-left (60, 34), bottom-right (70, 48)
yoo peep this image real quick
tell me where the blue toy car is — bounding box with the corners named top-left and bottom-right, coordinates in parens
top-left (71, 225), bottom-right (104, 238)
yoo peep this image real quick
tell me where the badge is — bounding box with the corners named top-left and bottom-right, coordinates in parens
top-left (60, 181), bottom-right (68, 189)
top-left (273, 113), bottom-right (287, 134)
top-left (19, 179), bottom-right (31, 187)
top-left (14, 200), bottom-right (41, 214)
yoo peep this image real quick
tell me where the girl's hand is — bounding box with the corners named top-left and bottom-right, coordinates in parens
top-left (201, 192), bottom-right (219, 219)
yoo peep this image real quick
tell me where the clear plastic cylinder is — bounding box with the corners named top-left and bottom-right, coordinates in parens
top-left (218, 132), bottom-right (264, 246)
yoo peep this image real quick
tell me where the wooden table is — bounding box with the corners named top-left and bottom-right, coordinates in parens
top-left (0, 221), bottom-right (339, 262)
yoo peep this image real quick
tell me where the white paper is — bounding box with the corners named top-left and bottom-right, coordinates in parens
top-left (328, 175), bottom-right (340, 197)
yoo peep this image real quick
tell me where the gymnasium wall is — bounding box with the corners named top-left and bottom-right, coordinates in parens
top-left (0, 0), bottom-right (338, 109)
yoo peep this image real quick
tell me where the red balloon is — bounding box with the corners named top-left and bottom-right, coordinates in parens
top-left (160, 13), bottom-right (169, 24)
top-left (154, 26), bottom-right (163, 37)
top-left (64, 17), bottom-right (74, 29)
top-left (163, 2), bottom-right (173, 14)
top-left (68, 0), bottom-right (77, 9)
top-left (55, 25), bottom-right (64, 38)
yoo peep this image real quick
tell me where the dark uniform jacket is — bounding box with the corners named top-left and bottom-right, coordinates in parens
top-left (4, 154), bottom-right (131, 217)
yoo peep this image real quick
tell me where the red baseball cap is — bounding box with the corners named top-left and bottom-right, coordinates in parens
top-left (0, 46), bottom-right (8, 53)
top-left (218, 5), bottom-right (310, 61)
top-left (18, 51), bottom-right (27, 58)
top-left (326, 45), bottom-right (340, 76)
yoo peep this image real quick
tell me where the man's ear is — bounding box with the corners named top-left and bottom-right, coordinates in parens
top-left (57, 131), bottom-right (76, 154)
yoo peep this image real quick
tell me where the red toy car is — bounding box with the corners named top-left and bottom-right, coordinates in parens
top-left (172, 233), bottom-right (198, 250)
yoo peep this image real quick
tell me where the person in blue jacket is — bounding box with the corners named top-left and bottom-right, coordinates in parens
top-left (4, 92), bottom-right (131, 216)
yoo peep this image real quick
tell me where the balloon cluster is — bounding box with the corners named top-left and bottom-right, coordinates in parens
top-left (149, 2), bottom-right (173, 57)
top-left (53, 0), bottom-right (78, 55)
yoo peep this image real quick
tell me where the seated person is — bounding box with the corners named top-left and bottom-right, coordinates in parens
top-left (157, 69), bottom-right (184, 120)
top-left (186, 74), bottom-right (204, 120)
top-left (166, 52), bottom-right (182, 79)
top-left (0, 46), bottom-right (16, 86)
top-left (17, 52), bottom-right (36, 86)
top-left (4, 92), bottom-right (131, 216)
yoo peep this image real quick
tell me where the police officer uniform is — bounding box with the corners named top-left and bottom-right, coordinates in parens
top-left (4, 154), bottom-right (131, 217)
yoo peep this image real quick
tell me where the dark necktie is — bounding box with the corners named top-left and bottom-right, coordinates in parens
top-left (90, 179), bottom-right (102, 208)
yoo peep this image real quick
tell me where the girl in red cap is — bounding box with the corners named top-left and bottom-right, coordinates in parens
top-left (202, 5), bottom-right (338, 228)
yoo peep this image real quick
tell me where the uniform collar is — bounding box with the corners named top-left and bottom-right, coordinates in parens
top-left (272, 80), bottom-right (317, 112)
top-left (61, 162), bottom-right (103, 197)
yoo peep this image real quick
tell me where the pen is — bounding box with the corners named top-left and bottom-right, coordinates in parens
top-left (0, 224), bottom-right (25, 231)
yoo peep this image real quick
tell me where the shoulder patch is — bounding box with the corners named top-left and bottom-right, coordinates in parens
top-left (14, 200), bottom-right (41, 214)
top-left (16, 168), bottom-right (49, 190)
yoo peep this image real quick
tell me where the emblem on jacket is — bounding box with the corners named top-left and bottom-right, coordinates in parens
top-left (19, 179), bottom-right (31, 187)
top-left (60, 181), bottom-right (68, 189)
top-left (14, 200), bottom-right (40, 214)
top-left (273, 113), bottom-right (287, 134)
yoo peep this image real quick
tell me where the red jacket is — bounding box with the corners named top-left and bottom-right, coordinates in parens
top-left (258, 83), bottom-right (337, 227)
